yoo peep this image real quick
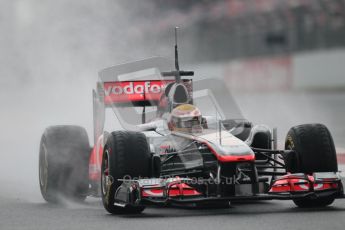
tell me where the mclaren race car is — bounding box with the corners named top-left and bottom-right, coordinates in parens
top-left (39, 31), bottom-right (344, 214)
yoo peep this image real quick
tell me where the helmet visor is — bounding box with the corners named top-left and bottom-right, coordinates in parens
top-left (174, 116), bottom-right (201, 129)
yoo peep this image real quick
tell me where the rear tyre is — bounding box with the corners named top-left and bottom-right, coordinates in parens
top-left (39, 126), bottom-right (90, 203)
top-left (101, 131), bottom-right (151, 214)
top-left (285, 124), bottom-right (338, 208)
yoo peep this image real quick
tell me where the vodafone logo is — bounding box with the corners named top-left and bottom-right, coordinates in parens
top-left (102, 80), bottom-right (191, 104)
top-left (103, 80), bottom-right (171, 104)
top-left (104, 81), bottom-right (164, 96)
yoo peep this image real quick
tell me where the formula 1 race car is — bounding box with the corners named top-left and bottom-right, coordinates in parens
top-left (38, 30), bottom-right (344, 214)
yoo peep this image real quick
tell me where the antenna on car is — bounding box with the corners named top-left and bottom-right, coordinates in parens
top-left (174, 27), bottom-right (180, 73)
top-left (161, 26), bottom-right (194, 82)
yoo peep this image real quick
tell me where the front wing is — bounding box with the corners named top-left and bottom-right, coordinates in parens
top-left (112, 172), bottom-right (344, 208)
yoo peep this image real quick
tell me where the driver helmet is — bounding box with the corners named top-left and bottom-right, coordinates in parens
top-left (168, 104), bottom-right (202, 133)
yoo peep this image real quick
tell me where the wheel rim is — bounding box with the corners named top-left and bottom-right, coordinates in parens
top-left (101, 150), bottom-right (110, 196)
top-left (286, 135), bottom-right (295, 150)
top-left (39, 143), bottom-right (48, 191)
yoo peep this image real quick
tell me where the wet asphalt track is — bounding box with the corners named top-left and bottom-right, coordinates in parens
top-left (1, 91), bottom-right (345, 230)
top-left (1, 196), bottom-right (345, 230)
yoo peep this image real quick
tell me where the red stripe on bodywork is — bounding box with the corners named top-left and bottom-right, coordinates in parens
top-left (89, 140), bottom-right (104, 181)
top-left (215, 153), bottom-right (255, 162)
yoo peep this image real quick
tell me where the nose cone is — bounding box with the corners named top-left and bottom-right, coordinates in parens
top-left (200, 131), bottom-right (255, 161)
top-left (217, 142), bottom-right (254, 156)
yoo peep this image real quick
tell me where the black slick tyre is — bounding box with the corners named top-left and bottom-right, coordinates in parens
top-left (285, 123), bottom-right (338, 208)
top-left (101, 131), bottom-right (151, 214)
top-left (39, 125), bottom-right (90, 203)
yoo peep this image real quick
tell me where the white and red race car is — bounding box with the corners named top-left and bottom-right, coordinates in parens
top-left (38, 40), bottom-right (344, 214)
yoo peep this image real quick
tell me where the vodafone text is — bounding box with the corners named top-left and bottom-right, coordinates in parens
top-left (104, 82), bottom-right (165, 96)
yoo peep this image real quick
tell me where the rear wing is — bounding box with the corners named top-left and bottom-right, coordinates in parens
top-left (98, 79), bottom-right (192, 107)
top-left (97, 57), bottom-right (192, 107)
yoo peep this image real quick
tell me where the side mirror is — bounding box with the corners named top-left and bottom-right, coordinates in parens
top-left (138, 123), bottom-right (157, 132)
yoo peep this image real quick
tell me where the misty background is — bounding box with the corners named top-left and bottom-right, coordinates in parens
top-left (0, 0), bottom-right (169, 201)
top-left (1, 0), bottom-right (345, 202)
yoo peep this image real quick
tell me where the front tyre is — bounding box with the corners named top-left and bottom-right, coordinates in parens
top-left (101, 131), bottom-right (151, 214)
top-left (285, 123), bottom-right (338, 208)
